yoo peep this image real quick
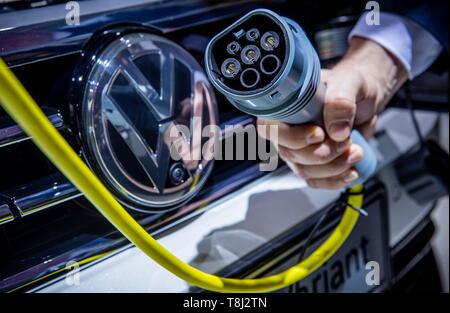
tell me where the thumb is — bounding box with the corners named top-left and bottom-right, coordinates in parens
top-left (322, 68), bottom-right (363, 142)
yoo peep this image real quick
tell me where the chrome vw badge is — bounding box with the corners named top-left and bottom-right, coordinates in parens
top-left (79, 32), bottom-right (218, 212)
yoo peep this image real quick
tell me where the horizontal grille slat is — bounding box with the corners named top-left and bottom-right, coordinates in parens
top-left (1, 173), bottom-right (81, 218)
top-left (0, 200), bottom-right (13, 225)
top-left (0, 107), bottom-right (64, 148)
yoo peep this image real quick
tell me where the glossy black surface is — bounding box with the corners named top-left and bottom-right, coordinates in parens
top-left (2, 173), bottom-right (81, 217)
top-left (0, 107), bottom-right (64, 148)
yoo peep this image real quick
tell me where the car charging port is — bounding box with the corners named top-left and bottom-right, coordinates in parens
top-left (240, 45), bottom-right (261, 65)
top-left (260, 54), bottom-right (280, 75)
top-left (246, 28), bottom-right (260, 42)
top-left (206, 10), bottom-right (288, 93)
top-left (240, 68), bottom-right (260, 89)
top-left (226, 41), bottom-right (241, 55)
top-left (260, 31), bottom-right (280, 51)
top-left (221, 58), bottom-right (241, 79)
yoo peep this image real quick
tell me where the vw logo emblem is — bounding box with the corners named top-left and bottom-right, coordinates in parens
top-left (77, 32), bottom-right (218, 212)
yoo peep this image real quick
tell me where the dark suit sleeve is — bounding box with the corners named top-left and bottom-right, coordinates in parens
top-left (378, 0), bottom-right (448, 49)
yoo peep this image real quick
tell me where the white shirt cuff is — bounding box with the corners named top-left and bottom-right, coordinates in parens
top-left (349, 12), bottom-right (442, 79)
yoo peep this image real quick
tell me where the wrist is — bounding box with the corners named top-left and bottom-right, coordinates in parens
top-left (339, 37), bottom-right (408, 105)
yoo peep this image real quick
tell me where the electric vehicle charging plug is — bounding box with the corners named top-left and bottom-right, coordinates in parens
top-left (205, 9), bottom-right (377, 185)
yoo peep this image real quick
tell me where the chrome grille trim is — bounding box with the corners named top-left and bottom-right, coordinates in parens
top-left (1, 173), bottom-right (81, 217)
top-left (0, 200), bottom-right (13, 225)
top-left (0, 107), bottom-right (64, 148)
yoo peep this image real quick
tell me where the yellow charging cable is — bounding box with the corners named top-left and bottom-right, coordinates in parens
top-left (0, 58), bottom-right (362, 293)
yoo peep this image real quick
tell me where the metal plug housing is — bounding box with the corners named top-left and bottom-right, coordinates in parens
top-left (205, 9), bottom-right (323, 124)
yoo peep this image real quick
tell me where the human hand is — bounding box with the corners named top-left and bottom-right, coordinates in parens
top-left (258, 37), bottom-right (408, 189)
